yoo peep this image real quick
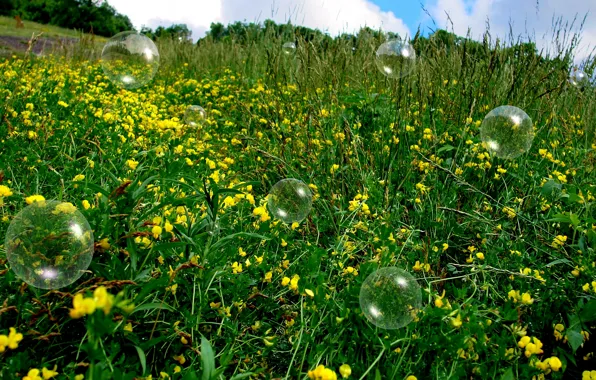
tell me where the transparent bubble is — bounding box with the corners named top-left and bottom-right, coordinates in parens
top-left (5, 200), bottom-right (94, 289)
top-left (101, 31), bottom-right (160, 90)
top-left (282, 42), bottom-right (296, 55)
top-left (480, 105), bottom-right (534, 159)
top-left (184, 105), bottom-right (206, 127)
top-left (375, 39), bottom-right (416, 79)
top-left (359, 267), bottom-right (422, 329)
top-left (569, 68), bottom-right (590, 88)
top-left (267, 178), bottom-right (312, 224)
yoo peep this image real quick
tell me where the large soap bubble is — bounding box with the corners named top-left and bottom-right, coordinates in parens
top-left (375, 39), bottom-right (416, 79)
top-left (569, 68), bottom-right (590, 88)
top-left (5, 200), bottom-right (94, 289)
top-left (184, 105), bottom-right (206, 127)
top-left (480, 105), bottom-right (534, 159)
top-left (282, 42), bottom-right (296, 55)
top-left (359, 267), bottom-right (422, 329)
top-left (101, 31), bottom-right (160, 90)
top-left (267, 178), bottom-right (312, 224)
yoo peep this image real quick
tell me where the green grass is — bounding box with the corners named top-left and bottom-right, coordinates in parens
top-left (0, 15), bottom-right (106, 40)
top-left (0, 21), bottom-right (595, 380)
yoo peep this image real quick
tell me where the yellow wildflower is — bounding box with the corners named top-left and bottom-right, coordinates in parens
top-left (25, 195), bottom-right (45, 204)
top-left (69, 293), bottom-right (96, 319)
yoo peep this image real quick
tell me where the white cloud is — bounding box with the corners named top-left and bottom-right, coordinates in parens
top-left (424, 0), bottom-right (595, 63)
top-left (107, 0), bottom-right (410, 41)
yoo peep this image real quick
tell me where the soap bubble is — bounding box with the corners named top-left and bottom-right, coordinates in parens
top-left (282, 42), bottom-right (296, 55)
top-left (267, 178), bottom-right (312, 224)
top-left (184, 105), bottom-right (206, 127)
top-left (359, 267), bottom-right (421, 329)
top-left (375, 39), bottom-right (416, 79)
top-left (4, 200), bottom-right (94, 289)
top-left (480, 105), bottom-right (534, 159)
top-left (569, 68), bottom-right (590, 88)
top-left (101, 31), bottom-right (160, 90)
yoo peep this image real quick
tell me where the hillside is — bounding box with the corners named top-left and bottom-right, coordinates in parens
top-left (0, 15), bottom-right (105, 56)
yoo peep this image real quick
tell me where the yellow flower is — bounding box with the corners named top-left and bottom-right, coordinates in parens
top-left (552, 235), bottom-right (567, 249)
top-left (339, 364), bottom-right (351, 378)
top-left (124, 322), bottom-right (133, 332)
top-left (305, 289), bottom-right (315, 298)
top-left (252, 206), bottom-right (271, 222)
top-left (98, 238), bottom-right (110, 250)
top-left (7, 327), bottom-right (23, 349)
top-left (69, 293), bottom-right (96, 319)
top-left (74, 375), bottom-right (85, 380)
top-left (41, 365), bottom-right (59, 379)
top-left (231, 262), bottom-right (243, 274)
top-left (521, 292), bottom-right (534, 305)
top-left (152, 225), bottom-right (163, 239)
top-left (307, 364), bottom-right (337, 380)
top-left (25, 195), bottom-right (45, 204)
top-left (451, 313), bottom-right (462, 328)
top-left (263, 271), bottom-right (273, 283)
top-left (0, 335), bottom-right (7, 352)
top-left (289, 274), bottom-right (300, 291)
top-left (0, 185), bottom-right (12, 198)
top-left (73, 174), bottom-right (85, 182)
top-left (82, 200), bottom-right (91, 210)
top-left (518, 336), bottom-right (531, 348)
top-left (174, 354), bottom-right (186, 365)
top-left (126, 159), bottom-right (139, 170)
top-left (476, 252), bottom-right (485, 260)
top-left (281, 276), bottom-right (290, 286)
top-left (173, 366), bottom-right (181, 373)
top-left (53, 202), bottom-right (77, 215)
top-left (330, 164), bottom-right (340, 174)
top-left (406, 376), bottom-right (418, 380)
top-left (93, 286), bottom-right (114, 315)
top-left (23, 368), bottom-right (42, 380)
top-left (547, 356), bottom-right (562, 371)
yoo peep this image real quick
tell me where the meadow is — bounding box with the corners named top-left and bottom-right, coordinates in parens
top-left (0, 21), bottom-right (595, 380)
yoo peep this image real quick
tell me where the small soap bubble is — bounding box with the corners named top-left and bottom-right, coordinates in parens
top-left (375, 39), bottom-right (416, 79)
top-left (101, 31), bottom-right (160, 90)
top-left (184, 105), bottom-right (207, 127)
top-left (359, 267), bottom-right (422, 329)
top-left (282, 42), bottom-right (296, 55)
top-left (267, 179), bottom-right (312, 224)
top-left (480, 105), bottom-right (534, 159)
top-left (5, 200), bottom-right (94, 289)
top-left (569, 68), bottom-right (590, 88)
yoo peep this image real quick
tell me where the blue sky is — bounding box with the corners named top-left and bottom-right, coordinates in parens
top-left (373, 0), bottom-right (427, 32)
top-left (108, 0), bottom-right (595, 62)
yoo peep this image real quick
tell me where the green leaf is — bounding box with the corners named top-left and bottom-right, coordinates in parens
top-left (437, 144), bottom-right (455, 153)
top-left (500, 368), bottom-right (514, 380)
top-left (566, 328), bottom-right (583, 353)
top-left (546, 214), bottom-right (571, 223)
top-left (77, 181), bottom-right (110, 197)
top-left (201, 336), bottom-right (216, 380)
top-left (134, 345), bottom-right (147, 375)
top-left (374, 369), bottom-right (382, 380)
top-left (545, 258), bottom-right (572, 267)
top-left (132, 175), bottom-right (159, 200)
top-left (579, 300), bottom-right (596, 322)
top-left (210, 232), bottom-right (270, 252)
top-left (131, 302), bottom-right (176, 315)
top-left (541, 180), bottom-right (561, 197)
top-left (229, 373), bottom-right (255, 380)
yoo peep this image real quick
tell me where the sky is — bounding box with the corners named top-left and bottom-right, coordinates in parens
top-left (106, 0), bottom-right (595, 63)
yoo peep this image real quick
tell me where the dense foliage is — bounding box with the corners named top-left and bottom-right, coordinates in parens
top-left (0, 18), bottom-right (595, 380)
top-left (0, 0), bottom-right (132, 37)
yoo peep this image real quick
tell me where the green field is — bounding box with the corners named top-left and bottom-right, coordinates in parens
top-left (0, 23), bottom-right (595, 380)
